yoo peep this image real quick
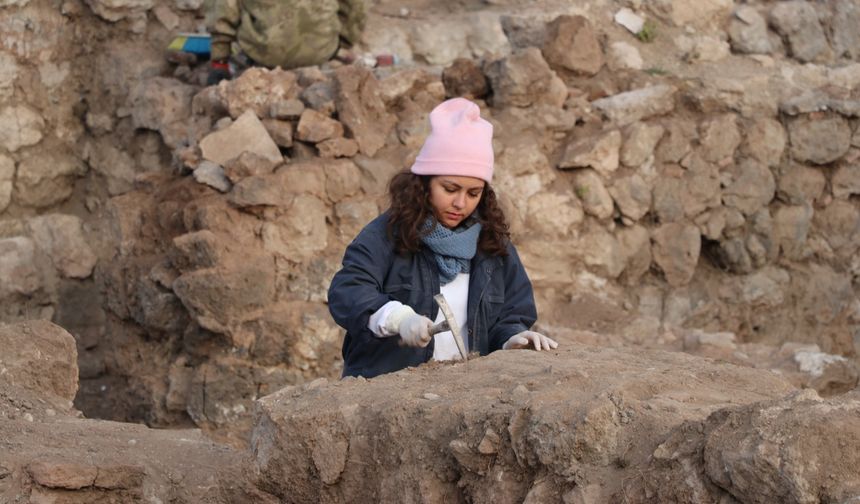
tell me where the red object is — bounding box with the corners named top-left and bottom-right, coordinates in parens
top-left (211, 60), bottom-right (230, 71)
top-left (375, 54), bottom-right (395, 67)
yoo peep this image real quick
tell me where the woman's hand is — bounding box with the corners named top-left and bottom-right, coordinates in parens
top-left (502, 331), bottom-right (558, 351)
top-left (398, 313), bottom-right (433, 347)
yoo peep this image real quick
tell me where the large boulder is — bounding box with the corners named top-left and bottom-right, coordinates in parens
top-left (706, 391), bottom-right (860, 502)
top-left (638, 390), bottom-right (860, 503)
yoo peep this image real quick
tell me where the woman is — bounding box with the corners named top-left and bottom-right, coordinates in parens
top-left (328, 98), bottom-right (558, 379)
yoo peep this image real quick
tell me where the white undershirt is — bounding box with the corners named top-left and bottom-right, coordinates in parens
top-left (368, 273), bottom-right (470, 361)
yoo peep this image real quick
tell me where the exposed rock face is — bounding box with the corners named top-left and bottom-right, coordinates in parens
top-left (637, 390), bottom-right (860, 503)
top-left (252, 343), bottom-right (795, 503)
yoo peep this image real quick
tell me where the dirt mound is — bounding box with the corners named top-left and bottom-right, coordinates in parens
top-left (0, 321), bottom-right (275, 503)
top-left (251, 342), bottom-right (797, 503)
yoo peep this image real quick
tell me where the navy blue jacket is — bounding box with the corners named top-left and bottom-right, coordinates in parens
top-left (328, 213), bottom-right (538, 378)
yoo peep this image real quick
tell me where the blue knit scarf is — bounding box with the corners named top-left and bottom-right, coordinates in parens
top-left (421, 216), bottom-right (482, 285)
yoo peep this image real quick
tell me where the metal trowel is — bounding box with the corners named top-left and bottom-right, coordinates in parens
top-left (429, 293), bottom-right (468, 361)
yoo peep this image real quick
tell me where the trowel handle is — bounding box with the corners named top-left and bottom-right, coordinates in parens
top-left (429, 319), bottom-right (450, 336)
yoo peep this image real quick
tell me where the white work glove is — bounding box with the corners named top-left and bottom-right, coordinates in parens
top-left (384, 305), bottom-right (433, 348)
top-left (502, 331), bottom-right (559, 351)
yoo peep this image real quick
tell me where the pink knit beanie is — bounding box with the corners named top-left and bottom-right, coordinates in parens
top-left (410, 98), bottom-right (494, 183)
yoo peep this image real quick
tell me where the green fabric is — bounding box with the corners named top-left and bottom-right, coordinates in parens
top-left (207, 0), bottom-right (366, 69)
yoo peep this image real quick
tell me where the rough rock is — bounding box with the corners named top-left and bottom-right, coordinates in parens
top-left (0, 237), bottom-right (42, 298)
top-left (252, 343), bottom-right (794, 503)
top-left (318, 137), bottom-right (359, 159)
top-left (0, 105), bottom-right (44, 152)
top-left (525, 191), bottom-right (583, 236)
top-left (222, 151), bottom-right (280, 183)
top-left (621, 122), bottom-right (664, 168)
top-left (199, 109), bottom-right (282, 166)
top-left (728, 5), bottom-right (772, 54)
top-left (333, 66), bottom-right (396, 157)
top-left (832, 0), bottom-right (860, 60)
top-left (296, 109), bottom-right (344, 143)
top-left (0, 154), bottom-right (13, 212)
top-left (652, 222), bottom-right (701, 286)
top-left (656, 120), bottom-right (696, 163)
top-left (0, 320), bottom-right (77, 403)
top-left (301, 80), bottom-right (337, 117)
top-left (722, 159), bottom-right (775, 216)
top-left (541, 15), bottom-right (603, 76)
top-left (270, 98), bottom-right (305, 120)
top-left (261, 119), bottom-right (294, 148)
top-left (558, 130), bottom-right (621, 177)
top-left (609, 173), bottom-right (651, 221)
top-left (833, 162), bottom-right (860, 198)
top-left (579, 227), bottom-right (624, 278)
top-left (172, 260), bottom-right (276, 338)
top-left (777, 163), bottom-right (826, 205)
top-left (591, 85), bottom-right (677, 126)
top-left (742, 117), bottom-right (786, 167)
top-left (616, 224), bottom-right (651, 284)
top-left (218, 67), bottom-right (299, 119)
top-left (699, 114), bottom-right (740, 163)
top-left (193, 161), bottom-right (231, 193)
top-left (571, 169), bottom-right (613, 220)
top-left (703, 391), bottom-right (860, 504)
top-left (787, 114), bottom-right (852, 165)
top-left (773, 204), bottom-right (813, 260)
top-left (769, 2), bottom-right (829, 63)
top-left (262, 194), bottom-right (329, 261)
top-left (607, 41), bottom-right (643, 71)
top-left (484, 47), bottom-right (567, 108)
top-left (14, 150), bottom-right (85, 208)
top-left (442, 58), bottom-right (489, 99)
top-left (814, 200), bottom-right (860, 258)
top-left (27, 214), bottom-right (97, 279)
top-left (85, 137), bottom-right (137, 196)
top-left (129, 77), bottom-right (194, 137)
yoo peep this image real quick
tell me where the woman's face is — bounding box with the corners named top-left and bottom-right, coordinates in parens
top-left (428, 175), bottom-right (485, 229)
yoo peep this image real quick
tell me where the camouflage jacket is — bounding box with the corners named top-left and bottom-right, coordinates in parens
top-left (207, 0), bottom-right (366, 69)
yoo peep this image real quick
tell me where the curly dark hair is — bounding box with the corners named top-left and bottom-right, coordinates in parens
top-left (386, 171), bottom-right (510, 256)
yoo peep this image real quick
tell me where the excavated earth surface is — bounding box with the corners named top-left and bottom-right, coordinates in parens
top-left (2, 0), bottom-right (860, 502)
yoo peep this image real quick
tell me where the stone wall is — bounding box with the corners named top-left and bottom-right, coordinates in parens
top-left (0, 0), bottom-right (858, 437)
